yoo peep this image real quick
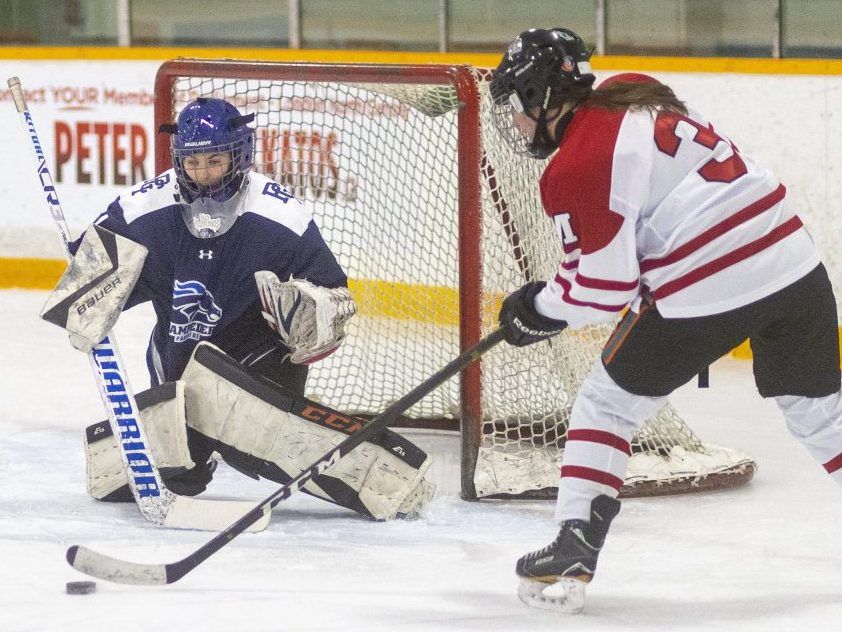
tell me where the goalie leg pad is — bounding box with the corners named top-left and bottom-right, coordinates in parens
top-left (181, 342), bottom-right (435, 520)
top-left (85, 381), bottom-right (199, 501)
top-left (42, 224), bottom-right (147, 352)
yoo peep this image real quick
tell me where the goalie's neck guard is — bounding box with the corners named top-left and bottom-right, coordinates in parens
top-left (179, 176), bottom-right (248, 239)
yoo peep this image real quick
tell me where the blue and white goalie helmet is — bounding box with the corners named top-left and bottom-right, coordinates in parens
top-left (163, 97), bottom-right (255, 238)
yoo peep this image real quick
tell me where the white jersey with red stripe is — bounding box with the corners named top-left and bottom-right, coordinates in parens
top-left (533, 73), bottom-right (821, 328)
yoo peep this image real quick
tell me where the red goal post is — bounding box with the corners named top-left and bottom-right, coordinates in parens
top-left (154, 59), bottom-right (756, 501)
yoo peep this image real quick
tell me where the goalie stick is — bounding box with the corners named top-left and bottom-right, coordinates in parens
top-left (7, 76), bottom-right (269, 533)
top-left (66, 326), bottom-right (507, 585)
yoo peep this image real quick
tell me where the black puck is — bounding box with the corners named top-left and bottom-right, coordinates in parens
top-left (66, 580), bottom-right (96, 595)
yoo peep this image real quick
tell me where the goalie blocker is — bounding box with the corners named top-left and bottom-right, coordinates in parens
top-left (41, 224), bottom-right (147, 352)
top-left (85, 343), bottom-right (435, 521)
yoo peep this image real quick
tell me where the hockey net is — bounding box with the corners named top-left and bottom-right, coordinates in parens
top-left (154, 60), bottom-right (756, 500)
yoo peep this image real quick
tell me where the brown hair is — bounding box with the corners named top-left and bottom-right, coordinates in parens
top-left (582, 82), bottom-right (687, 115)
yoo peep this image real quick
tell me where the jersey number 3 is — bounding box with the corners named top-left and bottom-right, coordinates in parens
top-left (654, 111), bottom-right (747, 184)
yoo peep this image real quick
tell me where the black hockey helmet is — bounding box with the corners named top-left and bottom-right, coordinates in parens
top-left (490, 28), bottom-right (596, 158)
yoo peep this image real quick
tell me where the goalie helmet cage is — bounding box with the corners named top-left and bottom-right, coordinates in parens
top-left (154, 59), bottom-right (756, 501)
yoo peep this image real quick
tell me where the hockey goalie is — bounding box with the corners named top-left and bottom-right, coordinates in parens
top-left (41, 96), bottom-right (435, 522)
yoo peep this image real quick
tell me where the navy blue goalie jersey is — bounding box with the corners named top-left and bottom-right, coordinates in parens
top-left (93, 169), bottom-right (347, 383)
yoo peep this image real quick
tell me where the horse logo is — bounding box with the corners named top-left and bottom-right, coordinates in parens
top-left (169, 279), bottom-right (223, 342)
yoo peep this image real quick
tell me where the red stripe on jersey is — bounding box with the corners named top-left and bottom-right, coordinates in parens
top-left (653, 216), bottom-right (803, 301)
top-left (575, 272), bottom-right (639, 292)
top-left (561, 465), bottom-right (625, 491)
top-left (567, 429), bottom-right (632, 455)
top-left (562, 259), bottom-right (579, 271)
top-left (555, 274), bottom-right (628, 312)
top-left (823, 452), bottom-right (842, 474)
top-left (640, 184), bottom-right (786, 273)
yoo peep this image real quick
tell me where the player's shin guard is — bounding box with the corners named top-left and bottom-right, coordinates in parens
top-left (776, 390), bottom-right (842, 485)
top-left (516, 494), bottom-right (621, 614)
top-left (554, 360), bottom-right (662, 521)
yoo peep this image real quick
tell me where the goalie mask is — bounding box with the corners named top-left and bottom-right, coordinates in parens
top-left (162, 98), bottom-right (256, 238)
top-left (490, 28), bottom-right (595, 159)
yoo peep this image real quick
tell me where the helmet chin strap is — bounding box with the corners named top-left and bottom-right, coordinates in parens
top-left (529, 104), bottom-right (577, 159)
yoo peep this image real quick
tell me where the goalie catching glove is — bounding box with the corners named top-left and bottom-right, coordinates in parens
top-left (256, 271), bottom-right (356, 364)
top-left (41, 224), bottom-right (147, 352)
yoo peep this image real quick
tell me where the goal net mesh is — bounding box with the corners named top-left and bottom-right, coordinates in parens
top-left (159, 61), bottom-right (756, 499)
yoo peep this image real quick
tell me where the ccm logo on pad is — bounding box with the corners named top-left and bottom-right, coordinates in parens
top-left (298, 405), bottom-right (363, 435)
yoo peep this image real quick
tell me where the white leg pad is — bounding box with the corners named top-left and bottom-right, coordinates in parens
top-left (181, 342), bottom-right (435, 520)
top-left (85, 381), bottom-right (195, 500)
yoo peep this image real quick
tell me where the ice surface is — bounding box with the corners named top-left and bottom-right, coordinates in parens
top-left (2, 289), bottom-right (842, 631)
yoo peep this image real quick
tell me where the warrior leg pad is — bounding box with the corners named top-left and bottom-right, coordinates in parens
top-left (84, 381), bottom-right (198, 502)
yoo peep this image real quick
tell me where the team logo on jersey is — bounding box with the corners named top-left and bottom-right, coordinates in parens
top-left (262, 182), bottom-right (294, 203)
top-left (169, 279), bottom-right (222, 343)
top-left (193, 213), bottom-right (221, 234)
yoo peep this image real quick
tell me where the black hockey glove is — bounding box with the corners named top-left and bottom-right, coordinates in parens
top-left (498, 281), bottom-right (568, 347)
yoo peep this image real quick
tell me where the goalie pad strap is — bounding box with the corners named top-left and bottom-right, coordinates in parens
top-left (182, 342), bottom-right (433, 520)
top-left (85, 381), bottom-right (195, 501)
top-left (42, 224), bottom-right (147, 352)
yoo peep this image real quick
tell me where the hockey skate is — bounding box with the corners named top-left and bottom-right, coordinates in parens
top-left (516, 494), bottom-right (621, 614)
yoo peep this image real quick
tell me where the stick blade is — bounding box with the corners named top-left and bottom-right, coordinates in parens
top-left (163, 497), bottom-right (271, 532)
top-left (67, 545), bottom-right (169, 586)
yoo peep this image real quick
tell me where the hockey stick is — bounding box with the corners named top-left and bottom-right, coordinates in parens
top-left (66, 326), bottom-right (507, 585)
top-left (8, 76), bottom-right (269, 533)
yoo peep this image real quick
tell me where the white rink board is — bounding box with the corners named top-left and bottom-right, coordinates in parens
top-left (1, 59), bottom-right (841, 299)
top-left (0, 60), bottom-right (159, 258)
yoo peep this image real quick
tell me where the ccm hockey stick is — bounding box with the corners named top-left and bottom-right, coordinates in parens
top-left (8, 77), bottom-right (269, 533)
top-left (66, 327), bottom-right (507, 585)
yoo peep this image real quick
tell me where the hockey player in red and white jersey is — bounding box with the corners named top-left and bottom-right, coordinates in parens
top-left (490, 28), bottom-right (842, 613)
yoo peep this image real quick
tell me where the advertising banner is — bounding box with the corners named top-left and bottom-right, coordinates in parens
top-left (0, 60), bottom-right (159, 257)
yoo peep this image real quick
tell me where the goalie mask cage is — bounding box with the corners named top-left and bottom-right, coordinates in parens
top-left (154, 60), bottom-right (756, 500)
